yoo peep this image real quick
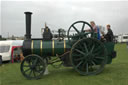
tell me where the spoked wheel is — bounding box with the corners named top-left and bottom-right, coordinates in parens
top-left (20, 54), bottom-right (46, 79)
top-left (67, 21), bottom-right (94, 43)
top-left (70, 38), bottom-right (107, 75)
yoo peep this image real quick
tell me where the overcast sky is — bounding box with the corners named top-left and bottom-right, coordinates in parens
top-left (1, 0), bottom-right (128, 38)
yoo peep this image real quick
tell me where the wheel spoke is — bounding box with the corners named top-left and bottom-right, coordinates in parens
top-left (72, 25), bottom-right (80, 34)
top-left (23, 65), bottom-right (30, 67)
top-left (83, 43), bottom-right (88, 53)
top-left (91, 60), bottom-right (96, 66)
top-left (34, 58), bottom-right (38, 66)
top-left (95, 57), bottom-right (104, 60)
top-left (24, 68), bottom-right (31, 73)
top-left (75, 49), bottom-right (85, 55)
top-left (28, 70), bottom-right (32, 77)
top-left (25, 59), bottom-right (31, 66)
top-left (35, 62), bottom-right (41, 67)
top-left (78, 44), bottom-right (85, 51)
top-left (86, 63), bottom-right (89, 73)
top-left (87, 41), bottom-right (93, 51)
top-left (93, 58), bottom-right (98, 63)
top-left (76, 61), bottom-right (83, 68)
top-left (28, 61), bottom-right (32, 66)
top-left (91, 44), bottom-right (95, 53)
top-left (36, 62), bottom-right (43, 72)
top-left (93, 51), bottom-right (101, 56)
top-left (38, 65), bottom-right (42, 72)
top-left (33, 70), bottom-right (36, 77)
top-left (81, 23), bottom-right (85, 32)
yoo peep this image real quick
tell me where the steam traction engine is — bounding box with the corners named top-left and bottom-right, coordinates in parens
top-left (20, 12), bottom-right (116, 79)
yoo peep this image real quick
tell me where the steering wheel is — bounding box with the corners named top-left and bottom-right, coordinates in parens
top-left (67, 21), bottom-right (94, 43)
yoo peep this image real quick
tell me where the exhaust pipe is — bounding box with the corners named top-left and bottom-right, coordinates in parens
top-left (24, 12), bottom-right (32, 40)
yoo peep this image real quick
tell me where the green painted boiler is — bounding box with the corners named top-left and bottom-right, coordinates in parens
top-left (22, 40), bottom-right (71, 57)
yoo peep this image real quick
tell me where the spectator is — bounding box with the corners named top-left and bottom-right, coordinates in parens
top-left (20, 53), bottom-right (24, 62)
top-left (14, 54), bottom-right (20, 62)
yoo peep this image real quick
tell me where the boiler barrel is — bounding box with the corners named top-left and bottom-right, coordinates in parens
top-left (22, 40), bottom-right (71, 57)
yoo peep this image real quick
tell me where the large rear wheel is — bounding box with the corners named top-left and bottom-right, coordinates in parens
top-left (70, 38), bottom-right (107, 75)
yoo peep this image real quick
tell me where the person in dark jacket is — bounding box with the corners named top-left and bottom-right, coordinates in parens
top-left (104, 24), bottom-right (114, 42)
top-left (43, 26), bottom-right (53, 40)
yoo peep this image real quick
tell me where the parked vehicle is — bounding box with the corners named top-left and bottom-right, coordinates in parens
top-left (121, 35), bottom-right (128, 43)
top-left (115, 34), bottom-right (128, 43)
top-left (0, 40), bottom-right (23, 63)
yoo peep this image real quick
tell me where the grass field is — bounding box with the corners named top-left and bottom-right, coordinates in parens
top-left (0, 43), bottom-right (128, 85)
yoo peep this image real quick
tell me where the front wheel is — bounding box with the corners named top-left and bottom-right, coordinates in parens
top-left (20, 54), bottom-right (46, 79)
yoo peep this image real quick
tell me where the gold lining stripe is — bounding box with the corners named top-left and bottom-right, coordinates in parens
top-left (52, 40), bottom-right (54, 56)
top-left (64, 40), bottom-right (66, 52)
top-left (31, 40), bottom-right (34, 54)
top-left (40, 40), bottom-right (43, 56)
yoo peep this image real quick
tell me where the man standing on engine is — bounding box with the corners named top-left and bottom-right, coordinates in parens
top-left (104, 24), bottom-right (114, 42)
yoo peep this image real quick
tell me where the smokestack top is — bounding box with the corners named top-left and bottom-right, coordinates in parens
top-left (24, 12), bottom-right (32, 14)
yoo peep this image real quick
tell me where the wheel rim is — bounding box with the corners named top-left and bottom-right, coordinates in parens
top-left (21, 54), bottom-right (46, 79)
top-left (70, 38), bottom-right (107, 75)
top-left (67, 21), bottom-right (94, 44)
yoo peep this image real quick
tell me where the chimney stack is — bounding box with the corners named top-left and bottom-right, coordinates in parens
top-left (24, 12), bottom-right (32, 40)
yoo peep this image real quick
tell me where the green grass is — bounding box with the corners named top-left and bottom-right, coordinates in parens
top-left (0, 43), bottom-right (128, 85)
